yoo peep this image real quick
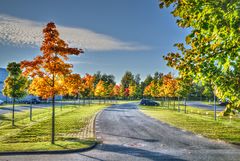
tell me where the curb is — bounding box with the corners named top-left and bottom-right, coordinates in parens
top-left (94, 106), bottom-right (108, 143)
top-left (0, 107), bottom-right (107, 156)
top-left (0, 142), bottom-right (98, 156)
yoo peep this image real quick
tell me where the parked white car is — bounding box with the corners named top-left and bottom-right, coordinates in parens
top-left (0, 99), bottom-right (4, 105)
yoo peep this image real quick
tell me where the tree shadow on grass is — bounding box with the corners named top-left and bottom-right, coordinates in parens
top-left (55, 138), bottom-right (95, 150)
top-left (0, 114), bottom-right (11, 121)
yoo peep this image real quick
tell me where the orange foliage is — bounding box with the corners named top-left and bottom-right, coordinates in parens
top-left (21, 22), bottom-right (83, 99)
top-left (64, 74), bottom-right (82, 96)
top-left (94, 80), bottom-right (107, 97)
top-left (112, 85), bottom-right (121, 97)
top-left (162, 73), bottom-right (179, 97)
top-left (80, 74), bottom-right (95, 97)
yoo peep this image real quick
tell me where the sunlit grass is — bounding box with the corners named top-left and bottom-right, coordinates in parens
top-left (140, 105), bottom-right (240, 144)
top-left (0, 104), bottom-right (109, 152)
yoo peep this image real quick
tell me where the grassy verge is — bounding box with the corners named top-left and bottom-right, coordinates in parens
top-left (0, 104), bottom-right (29, 109)
top-left (0, 104), bottom-right (109, 152)
top-left (140, 105), bottom-right (240, 144)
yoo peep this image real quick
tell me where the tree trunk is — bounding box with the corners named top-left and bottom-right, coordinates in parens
top-left (168, 97), bottom-right (170, 108)
top-left (83, 98), bottom-right (85, 106)
top-left (12, 98), bottom-right (15, 126)
top-left (61, 95), bottom-right (63, 111)
top-left (174, 97), bottom-right (176, 110)
top-left (184, 98), bottom-right (187, 114)
top-left (178, 97), bottom-right (180, 112)
top-left (30, 96), bottom-right (33, 121)
top-left (51, 95), bottom-right (55, 144)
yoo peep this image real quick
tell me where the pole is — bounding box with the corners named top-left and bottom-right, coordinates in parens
top-left (30, 95), bottom-right (32, 121)
top-left (214, 89), bottom-right (216, 121)
top-left (184, 97), bottom-right (187, 114)
top-left (12, 98), bottom-right (15, 126)
top-left (51, 95), bottom-right (55, 144)
top-left (178, 96), bottom-right (180, 112)
top-left (61, 95), bottom-right (63, 111)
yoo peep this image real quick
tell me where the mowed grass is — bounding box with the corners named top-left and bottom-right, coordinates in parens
top-left (0, 104), bottom-right (109, 152)
top-left (140, 105), bottom-right (240, 144)
top-left (0, 103), bottom-right (29, 109)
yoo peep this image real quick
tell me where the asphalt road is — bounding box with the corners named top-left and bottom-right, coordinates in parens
top-left (0, 103), bottom-right (240, 161)
top-left (186, 101), bottom-right (225, 111)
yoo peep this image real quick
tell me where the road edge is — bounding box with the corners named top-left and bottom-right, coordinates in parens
top-left (138, 104), bottom-right (240, 148)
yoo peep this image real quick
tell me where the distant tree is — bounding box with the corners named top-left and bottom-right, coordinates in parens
top-left (107, 83), bottom-right (114, 98)
top-left (121, 71), bottom-right (135, 99)
top-left (94, 80), bottom-right (107, 99)
top-left (134, 74), bottom-right (141, 85)
top-left (80, 74), bottom-right (95, 103)
top-left (141, 75), bottom-right (153, 96)
top-left (112, 85), bottom-right (121, 98)
top-left (162, 73), bottom-right (178, 98)
top-left (121, 71), bottom-right (135, 89)
top-left (64, 73), bottom-right (83, 107)
top-left (129, 83), bottom-right (137, 99)
top-left (143, 83), bottom-right (152, 98)
top-left (143, 75), bottom-right (153, 87)
top-left (21, 22), bottom-right (83, 144)
top-left (3, 62), bottom-right (28, 126)
top-left (93, 71), bottom-right (102, 88)
top-left (176, 77), bottom-right (194, 112)
top-left (101, 74), bottom-right (116, 86)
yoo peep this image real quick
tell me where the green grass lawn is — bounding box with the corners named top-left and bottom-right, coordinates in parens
top-left (0, 104), bottom-right (109, 152)
top-left (140, 105), bottom-right (240, 144)
top-left (0, 103), bottom-right (29, 109)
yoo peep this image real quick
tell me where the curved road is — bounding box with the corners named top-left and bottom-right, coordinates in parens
top-left (1, 103), bottom-right (240, 161)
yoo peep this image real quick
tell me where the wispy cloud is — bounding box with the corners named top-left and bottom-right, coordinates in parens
top-left (67, 60), bottom-right (93, 65)
top-left (0, 14), bottom-right (149, 51)
top-left (67, 60), bottom-right (112, 66)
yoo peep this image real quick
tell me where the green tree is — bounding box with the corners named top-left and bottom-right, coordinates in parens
top-left (141, 74), bottom-right (153, 97)
top-left (3, 62), bottom-right (28, 126)
top-left (161, 0), bottom-right (240, 112)
top-left (121, 71), bottom-right (135, 99)
top-left (93, 71), bottom-right (102, 88)
top-left (121, 71), bottom-right (135, 89)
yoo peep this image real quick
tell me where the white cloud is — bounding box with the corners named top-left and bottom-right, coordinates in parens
top-left (0, 14), bottom-right (149, 51)
top-left (67, 60), bottom-right (112, 66)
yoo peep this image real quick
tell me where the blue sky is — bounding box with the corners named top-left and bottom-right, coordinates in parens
top-left (0, 0), bottom-right (189, 83)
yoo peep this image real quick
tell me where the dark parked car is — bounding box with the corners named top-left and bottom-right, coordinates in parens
top-left (219, 99), bottom-right (229, 106)
top-left (140, 99), bottom-right (159, 106)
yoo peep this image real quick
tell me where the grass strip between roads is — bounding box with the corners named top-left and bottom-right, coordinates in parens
top-left (140, 105), bottom-right (240, 144)
top-left (0, 103), bottom-right (109, 152)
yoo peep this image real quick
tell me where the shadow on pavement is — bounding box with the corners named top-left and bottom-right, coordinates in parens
top-left (79, 143), bottom-right (186, 161)
top-left (101, 132), bottom-right (160, 143)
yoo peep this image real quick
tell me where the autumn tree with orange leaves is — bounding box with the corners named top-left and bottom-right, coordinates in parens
top-left (80, 74), bottom-right (95, 105)
top-left (21, 22), bottom-right (83, 144)
top-left (94, 80), bottom-right (107, 102)
top-left (112, 85), bottom-right (121, 98)
top-left (64, 74), bottom-right (82, 97)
